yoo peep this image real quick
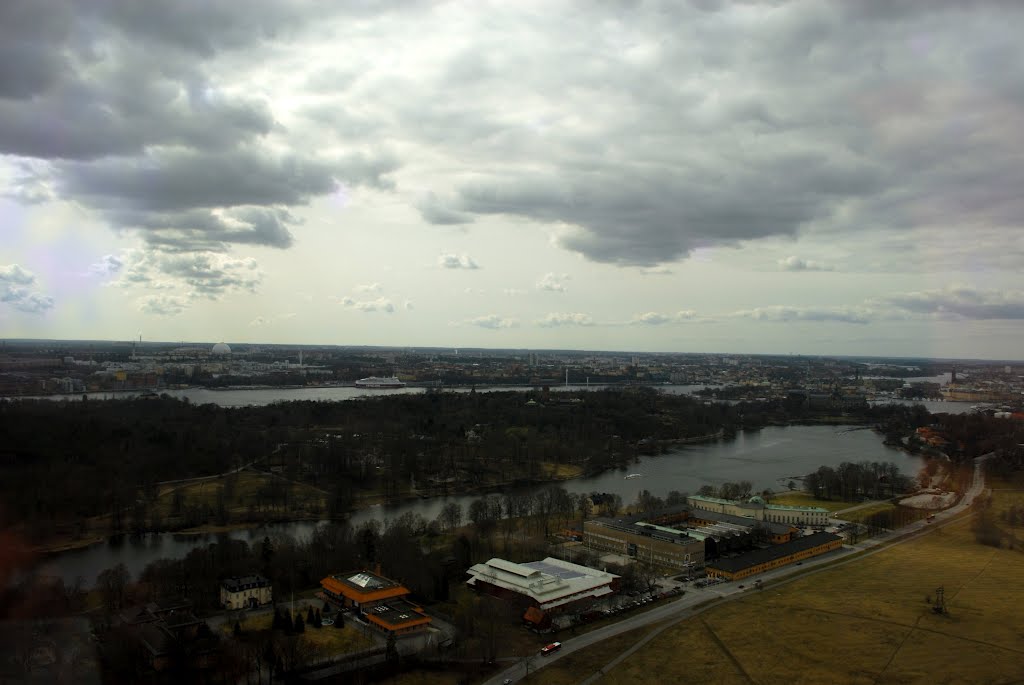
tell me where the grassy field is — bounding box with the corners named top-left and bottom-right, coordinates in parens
top-left (767, 491), bottom-right (856, 512)
top-left (539, 462), bottom-right (585, 480)
top-left (538, 514), bottom-right (1024, 684)
top-left (835, 501), bottom-right (897, 523)
top-left (154, 469), bottom-right (327, 520)
top-left (518, 624), bottom-right (659, 685)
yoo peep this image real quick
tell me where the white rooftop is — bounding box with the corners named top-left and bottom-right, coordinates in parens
top-left (466, 557), bottom-right (618, 610)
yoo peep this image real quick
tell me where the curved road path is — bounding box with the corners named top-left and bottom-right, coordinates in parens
top-left (485, 454), bottom-right (992, 685)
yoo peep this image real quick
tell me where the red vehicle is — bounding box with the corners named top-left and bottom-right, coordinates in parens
top-left (540, 642), bottom-right (562, 656)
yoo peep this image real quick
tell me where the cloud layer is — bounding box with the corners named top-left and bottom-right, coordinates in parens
top-left (0, 264), bottom-right (54, 314)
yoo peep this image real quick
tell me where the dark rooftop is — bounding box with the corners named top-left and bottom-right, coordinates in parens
top-left (222, 574), bottom-right (271, 592)
top-left (366, 599), bottom-right (430, 628)
top-left (688, 507), bottom-right (793, 536)
top-left (706, 532), bottom-right (842, 574)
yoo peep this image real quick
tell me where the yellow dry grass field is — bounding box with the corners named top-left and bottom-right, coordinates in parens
top-left (518, 625), bottom-right (658, 685)
top-left (549, 515), bottom-right (1024, 684)
top-left (539, 462), bottom-right (585, 480)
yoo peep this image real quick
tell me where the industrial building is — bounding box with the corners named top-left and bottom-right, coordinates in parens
top-left (584, 516), bottom-right (706, 571)
top-left (704, 532), bottom-right (843, 581)
top-left (466, 557), bottom-right (619, 618)
top-left (321, 570), bottom-right (432, 636)
top-left (583, 502), bottom-right (798, 571)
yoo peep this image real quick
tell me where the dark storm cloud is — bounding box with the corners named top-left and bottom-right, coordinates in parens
top-left (0, 0), bottom-right (399, 291)
top-left (55, 148), bottom-right (394, 252)
top-left (0, 1), bottom-right (72, 99)
top-left (455, 155), bottom-right (880, 265)
top-left (406, 1), bottom-right (1024, 267)
top-left (58, 150), bottom-right (340, 212)
top-left (418, 193), bottom-right (474, 226)
top-left (115, 207), bottom-right (299, 252)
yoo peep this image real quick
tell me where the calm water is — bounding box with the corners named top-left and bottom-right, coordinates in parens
top-left (14, 383), bottom-right (702, 406)
top-left (36, 424), bottom-right (921, 586)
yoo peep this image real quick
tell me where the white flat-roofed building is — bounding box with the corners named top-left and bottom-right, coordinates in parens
top-left (466, 557), bottom-right (619, 613)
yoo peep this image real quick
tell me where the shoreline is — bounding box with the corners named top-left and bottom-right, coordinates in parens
top-left (27, 419), bottom-right (909, 557)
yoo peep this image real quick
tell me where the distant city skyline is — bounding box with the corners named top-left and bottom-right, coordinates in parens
top-left (3, 2), bottom-right (1024, 359)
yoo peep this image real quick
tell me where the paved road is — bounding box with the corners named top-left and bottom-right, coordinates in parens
top-left (485, 454), bottom-right (992, 685)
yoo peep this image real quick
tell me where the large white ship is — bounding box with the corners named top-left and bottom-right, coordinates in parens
top-left (354, 375), bottom-right (406, 389)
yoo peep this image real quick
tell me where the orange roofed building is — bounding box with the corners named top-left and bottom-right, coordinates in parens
top-left (321, 570), bottom-right (432, 636)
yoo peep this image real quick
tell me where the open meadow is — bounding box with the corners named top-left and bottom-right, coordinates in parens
top-left (528, 512), bottom-right (1024, 684)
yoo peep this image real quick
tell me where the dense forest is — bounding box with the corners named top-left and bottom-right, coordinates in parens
top-left (0, 388), bottom-right (740, 536)
top-left (2, 388), bottom-right (1010, 543)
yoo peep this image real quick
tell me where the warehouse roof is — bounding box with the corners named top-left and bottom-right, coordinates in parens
top-left (706, 532), bottom-right (841, 574)
top-left (466, 557), bottom-right (618, 610)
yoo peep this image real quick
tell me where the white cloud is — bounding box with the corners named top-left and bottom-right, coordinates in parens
top-left (89, 254), bottom-right (124, 278)
top-left (249, 313), bottom-right (297, 326)
top-left (438, 253), bottom-right (480, 270)
top-left (0, 264), bottom-right (36, 285)
top-left (536, 312), bottom-right (594, 327)
top-left (466, 314), bottom-right (518, 329)
top-left (138, 294), bottom-right (191, 316)
top-left (354, 282), bottom-right (383, 293)
top-left (730, 305), bottom-right (872, 325)
top-left (631, 310), bottom-right (698, 325)
top-left (537, 273), bottom-right (569, 292)
top-left (341, 296), bottom-right (395, 313)
top-left (503, 288), bottom-right (527, 296)
top-left (778, 256), bottom-right (834, 272)
top-left (114, 250), bottom-right (263, 302)
top-left (0, 263), bottom-right (53, 314)
top-left (883, 286), bottom-right (1024, 320)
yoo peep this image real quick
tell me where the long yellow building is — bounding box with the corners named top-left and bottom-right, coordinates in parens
top-left (705, 532), bottom-right (843, 581)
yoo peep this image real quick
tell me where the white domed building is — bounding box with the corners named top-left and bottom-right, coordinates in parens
top-left (211, 342), bottom-right (232, 355)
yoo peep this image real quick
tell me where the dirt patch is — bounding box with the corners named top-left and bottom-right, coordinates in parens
top-left (899, 489), bottom-right (957, 509)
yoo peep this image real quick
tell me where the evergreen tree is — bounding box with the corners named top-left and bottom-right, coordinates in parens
top-left (233, 620), bottom-right (242, 636)
top-left (315, 609), bottom-right (322, 628)
top-left (306, 606), bottom-right (315, 626)
top-left (294, 614), bottom-right (305, 634)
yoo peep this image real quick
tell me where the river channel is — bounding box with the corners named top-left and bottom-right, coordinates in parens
top-left (38, 424), bottom-right (923, 586)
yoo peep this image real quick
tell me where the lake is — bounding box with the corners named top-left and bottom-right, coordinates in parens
top-left (36, 424), bottom-right (921, 586)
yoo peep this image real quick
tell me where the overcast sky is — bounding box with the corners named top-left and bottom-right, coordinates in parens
top-left (2, 1), bottom-right (1023, 359)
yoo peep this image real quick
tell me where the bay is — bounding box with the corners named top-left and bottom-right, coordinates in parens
top-left (37, 424), bottom-right (922, 586)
